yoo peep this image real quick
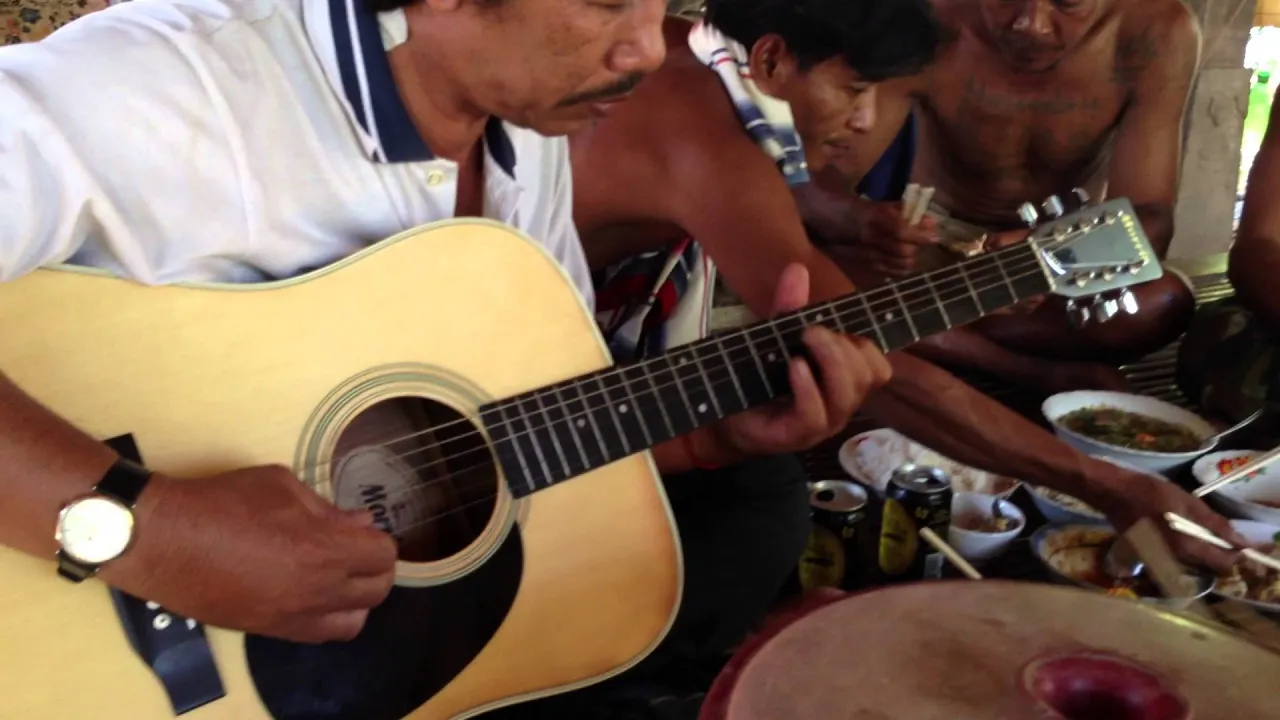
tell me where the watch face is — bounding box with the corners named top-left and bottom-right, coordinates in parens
top-left (56, 496), bottom-right (135, 564)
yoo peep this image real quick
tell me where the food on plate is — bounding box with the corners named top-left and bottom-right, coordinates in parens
top-left (1216, 544), bottom-right (1280, 604)
top-left (1057, 406), bottom-right (1202, 453)
top-left (1214, 454), bottom-right (1264, 479)
top-left (953, 513), bottom-right (1017, 534)
top-left (847, 430), bottom-right (1019, 496)
top-left (1030, 486), bottom-right (1103, 518)
top-left (1036, 526), bottom-right (1200, 600)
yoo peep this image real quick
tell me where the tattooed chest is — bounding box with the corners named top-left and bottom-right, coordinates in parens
top-left (928, 77), bottom-right (1123, 181)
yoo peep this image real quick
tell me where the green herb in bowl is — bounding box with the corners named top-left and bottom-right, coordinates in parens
top-left (1058, 406), bottom-right (1202, 453)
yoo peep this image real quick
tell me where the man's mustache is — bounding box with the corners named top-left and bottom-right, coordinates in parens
top-left (557, 73), bottom-right (645, 108)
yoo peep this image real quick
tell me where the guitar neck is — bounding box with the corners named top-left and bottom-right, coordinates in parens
top-left (481, 241), bottom-right (1050, 496)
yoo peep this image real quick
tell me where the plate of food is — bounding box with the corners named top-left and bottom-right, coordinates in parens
top-left (1191, 450), bottom-right (1280, 526)
top-left (1041, 391), bottom-right (1216, 476)
top-left (1030, 524), bottom-right (1213, 609)
top-left (1212, 519), bottom-right (1280, 615)
top-left (837, 428), bottom-right (1020, 498)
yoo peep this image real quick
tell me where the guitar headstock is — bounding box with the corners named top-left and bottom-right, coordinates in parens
top-left (1020, 192), bottom-right (1162, 328)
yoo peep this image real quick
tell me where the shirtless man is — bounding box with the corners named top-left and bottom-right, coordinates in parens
top-left (568, 0), bottom-right (1235, 582)
top-left (796, 0), bottom-right (1201, 394)
top-left (1177, 96), bottom-right (1280, 427)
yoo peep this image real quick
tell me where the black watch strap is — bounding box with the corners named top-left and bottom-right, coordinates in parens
top-left (96, 457), bottom-right (153, 508)
top-left (57, 457), bottom-right (153, 583)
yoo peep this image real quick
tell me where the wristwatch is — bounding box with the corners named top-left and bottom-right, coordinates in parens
top-left (54, 457), bottom-right (153, 582)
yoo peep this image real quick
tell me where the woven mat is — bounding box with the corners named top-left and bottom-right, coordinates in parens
top-left (1, 0), bottom-right (108, 45)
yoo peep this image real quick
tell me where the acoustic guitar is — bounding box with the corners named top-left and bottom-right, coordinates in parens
top-left (0, 197), bottom-right (1159, 720)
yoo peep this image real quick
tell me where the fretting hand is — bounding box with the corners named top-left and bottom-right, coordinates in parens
top-left (710, 263), bottom-right (892, 457)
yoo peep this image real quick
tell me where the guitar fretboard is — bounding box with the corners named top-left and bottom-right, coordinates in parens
top-left (480, 241), bottom-right (1050, 497)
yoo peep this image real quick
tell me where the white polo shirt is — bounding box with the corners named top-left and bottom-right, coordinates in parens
top-left (0, 0), bottom-right (594, 310)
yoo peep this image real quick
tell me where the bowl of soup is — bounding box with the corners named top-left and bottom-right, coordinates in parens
top-left (1191, 450), bottom-right (1280, 526)
top-left (1042, 391), bottom-right (1217, 477)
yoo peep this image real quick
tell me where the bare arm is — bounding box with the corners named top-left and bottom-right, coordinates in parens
top-left (1106, 9), bottom-right (1201, 257)
top-left (669, 126), bottom-right (1132, 507)
top-left (1229, 98), bottom-right (1280, 326)
top-left (0, 374), bottom-right (167, 583)
top-left (795, 170), bottom-right (1070, 388)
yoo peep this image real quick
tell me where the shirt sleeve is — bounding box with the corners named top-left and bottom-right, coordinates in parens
top-left (0, 68), bottom-right (95, 282)
top-left (541, 136), bottom-right (596, 314)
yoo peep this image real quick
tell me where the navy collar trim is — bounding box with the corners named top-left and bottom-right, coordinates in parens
top-left (326, 0), bottom-right (516, 176)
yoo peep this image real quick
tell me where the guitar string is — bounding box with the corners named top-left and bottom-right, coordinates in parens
top-left (321, 241), bottom-right (1067, 460)
top-left (325, 241), bottom-right (1057, 453)
top-left (334, 252), bottom-right (1086, 515)
top-left (319, 246), bottom-right (1098, 488)
top-left (320, 248), bottom-right (1051, 472)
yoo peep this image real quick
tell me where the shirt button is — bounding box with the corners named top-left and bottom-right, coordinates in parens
top-left (426, 170), bottom-right (445, 187)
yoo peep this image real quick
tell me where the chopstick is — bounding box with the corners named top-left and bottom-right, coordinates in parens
top-left (1193, 443), bottom-right (1280, 498)
top-left (919, 527), bottom-right (983, 580)
top-left (1164, 512), bottom-right (1280, 573)
top-left (902, 183), bottom-right (935, 228)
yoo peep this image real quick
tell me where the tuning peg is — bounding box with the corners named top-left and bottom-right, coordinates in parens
top-left (1070, 188), bottom-right (1091, 208)
top-left (1065, 298), bottom-right (1092, 328)
top-left (1092, 295), bottom-right (1119, 323)
top-left (1041, 195), bottom-right (1065, 219)
top-left (1118, 288), bottom-right (1139, 315)
top-left (1017, 202), bottom-right (1040, 227)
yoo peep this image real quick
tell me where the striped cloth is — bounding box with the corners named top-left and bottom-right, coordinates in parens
top-left (593, 239), bottom-right (714, 363)
top-left (593, 21), bottom-right (811, 363)
top-left (688, 20), bottom-right (811, 186)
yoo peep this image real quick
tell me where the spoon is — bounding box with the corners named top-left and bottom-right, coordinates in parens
top-left (1198, 408), bottom-right (1263, 451)
top-left (1104, 535), bottom-right (1144, 581)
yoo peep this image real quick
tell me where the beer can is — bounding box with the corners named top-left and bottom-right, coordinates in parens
top-left (798, 479), bottom-right (870, 592)
top-left (877, 464), bottom-right (952, 581)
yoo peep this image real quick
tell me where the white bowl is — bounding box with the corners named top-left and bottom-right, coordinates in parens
top-left (1190, 450), bottom-right (1280, 525)
top-left (1025, 457), bottom-right (1164, 526)
top-left (1026, 485), bottom-right (1107, 525)
top-left (1041, 391), bottom-right (1217, 477)
top-left (947, 492), bottom-right (1025, 562)
top-left (1210, 519), bottom-right (1280, 615)
top-left (837, 428), bottom-right (1020, 498)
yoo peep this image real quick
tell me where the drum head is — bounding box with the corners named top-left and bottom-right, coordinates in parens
top-left (717, 581), bottom-right (1278, 720)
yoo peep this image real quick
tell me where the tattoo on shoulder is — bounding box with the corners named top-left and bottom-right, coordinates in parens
top-left (1113, 28), bottom-right (1158, 85)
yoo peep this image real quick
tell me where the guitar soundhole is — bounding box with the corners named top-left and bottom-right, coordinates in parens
top-left (331, 396), bottom-right (497, 563)
top-left (245, 397), bottom-right (523, 720)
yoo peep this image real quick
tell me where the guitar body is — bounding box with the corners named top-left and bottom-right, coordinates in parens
top-left (0, 220), bottom-right (682, 719)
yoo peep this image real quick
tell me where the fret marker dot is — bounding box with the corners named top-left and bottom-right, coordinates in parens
top-left (698, 403), bottom-right (708, 414)
top-left (576, 419), bottom-right (586, 428)
top-left (619, 404), bottom-right (629, 414)
top-left (884, 312), bottom-right (895, 321)
top-left (814, 313), bottom-right (824, 321)
top-left (767, 353), bottom-right (778, 362)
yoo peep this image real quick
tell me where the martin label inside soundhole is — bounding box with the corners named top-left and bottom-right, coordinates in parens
top-left (245, 394), bottom-right (523, 720)
top-left (330, 396), bottom-right (498, 564)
